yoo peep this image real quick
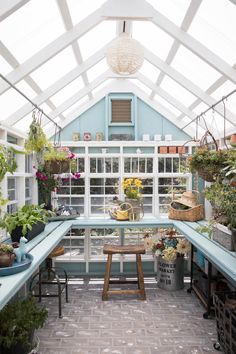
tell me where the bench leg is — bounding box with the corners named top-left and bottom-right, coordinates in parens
top-left (102, 254), bottom-right (112, 301)
top-left (136, 254), bottom-right (146, 300)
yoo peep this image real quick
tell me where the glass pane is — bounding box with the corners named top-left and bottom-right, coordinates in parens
top-left (90, 178), bottom-right (104, 185)
top-left (112, 158), bottom-right (119, 173)
top-left (7, 178), bottom-right (15, 189)
top-left (166, 158), bottom-right (172, 173)
top-left (71, 197), bottom-right (84, 205)
top-left (8, 191), bottom-right (16, 200)
top-left (132, 158), bottom-right (138, 173)
top-left (105, 158), bottom-right (111, 173)
top-left (158, 158), bottom-right (165, 173)
top-left (57, 187), bottom-right (70, 194)
top-left (173, 158), bottom-right (180, 173)
top-left (90, 187), bottom-right (104, 195)
top-left (124, 158), bottom-right (131, 173)
top-left (147, 158), bottom-right (153, 173)
top-left (97, 159), bottom-right (104, 173)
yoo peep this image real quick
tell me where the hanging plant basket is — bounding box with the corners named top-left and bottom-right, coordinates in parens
top-left (44, 160), bottom-right (70, 174)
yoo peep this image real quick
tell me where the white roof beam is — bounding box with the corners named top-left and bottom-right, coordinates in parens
top-left (0, 42), bottom-right (65, 121)
top-left (145, 48), bottom-right (236, 126)
top-left (102, 0), bottom-right (153, 20)
top-left (138, 73), bottom-right (196, 120)
top-left (5, 47), bottom-right (106, 126)
top-left (40, 71), bottom-right (110, 128)
top-left (0, 0), bottom-right (30, 22)
top-left (147, 1), bottom-right (236, 83)
top-left (150, 0), bottom-right (202, 99)
top-left (0, 6), bottom-right (104, 94)
top-left (56, 0), bottom-right (92, 100)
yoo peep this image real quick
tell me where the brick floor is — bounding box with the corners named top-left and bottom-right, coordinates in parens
top-left (35, 279), bottom-right (219, 354)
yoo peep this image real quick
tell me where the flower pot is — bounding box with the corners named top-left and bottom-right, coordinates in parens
top-left (10, 222), bottom-right (46, 243)
top-left (178, 146), bottom-right (186, 154)
top-left (159, 146), bottom-right (168, 154)
top-left (212, 223), bottom-right (235, 251)
top-left (168, 146), bottom-right (177, 154)
top-left (0, 253), bottom-right (15, 268)
top-left (230, 134), bottom-right (236, 147)
top-left (44, 160), bottom-right (70, 174)
top-left (157, 255), bottom-right (184, 291)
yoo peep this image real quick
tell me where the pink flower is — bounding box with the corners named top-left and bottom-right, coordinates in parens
top-left (72, 172), bottom-right (81, 179)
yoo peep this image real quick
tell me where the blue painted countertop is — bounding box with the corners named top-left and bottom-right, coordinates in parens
top-left (0, 217), bottom-right (235, 310)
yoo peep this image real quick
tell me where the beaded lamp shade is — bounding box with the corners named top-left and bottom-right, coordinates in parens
top-left (106, 32), bottom-right (144, 75)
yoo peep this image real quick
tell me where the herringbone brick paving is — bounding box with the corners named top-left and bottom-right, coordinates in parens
top-left (36, 279), bottom-right (219, 354)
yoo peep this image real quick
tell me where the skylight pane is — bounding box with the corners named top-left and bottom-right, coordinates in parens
top-left (16, 81), bottom-right (38, 100)
top-left (63, 96), bottom-right (90, 117)
top-left (139, 60), bottom-right (160, 82)
top-left (171, 46), bottom-right (221, 90)
top-left (0, 87), bottom-right (26, 121)
top-left (154, 94), bottom-right (181, 116)
top-left (131, 79), bottom-right (152, 95)
top-left (87, 59), bottom-right (108, 82)
top-left (192, 102), bottom-right (209, 116)
top-left (188, 0), bottom-right (236, 65)
top-left (0, 57), bottom-right (13, 76)
top-left (211, 81), bottom-right (236, 116)
top-left (30, 47), bottom-right (77, 90)
top-left (161, 76), bottom-right (197, 106)
top-left (67, 0), bottom-right (107, 25)
top-left (146, 0), bottom-right (191, 26)
top-left (133, 22), bottom-right (174, 61)
top-left (14, 112), bottom-right (35, 131)
top-left (50, 76), bottom-right (84, 106)
top-left (78, 21), bottom-right (116, 61)
top-left (0, 0), bottom-right (65, 63)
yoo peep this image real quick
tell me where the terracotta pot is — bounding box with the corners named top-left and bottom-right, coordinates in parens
top-left (159, 146), bottom-right (168, 154)
top-left (0, 253), bottom-right (15, 268)
top-left (178, 146), bottom-right (186, 154)
top-left (168, 146), bottom-right (177, 154)
top-left (230, 134), bottom-right (236, 147)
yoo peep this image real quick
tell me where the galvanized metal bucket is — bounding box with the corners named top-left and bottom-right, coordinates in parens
top-left (157, 256), bottom-right (184, 291)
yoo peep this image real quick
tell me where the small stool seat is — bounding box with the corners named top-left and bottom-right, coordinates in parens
top-left (30, 246), bottom-right (69, 318)
top-left (102, 244), bottom-right (146, 301)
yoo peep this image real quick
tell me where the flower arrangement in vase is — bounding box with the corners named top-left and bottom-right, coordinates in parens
top-left (122, 178), bottom-right (143, 200)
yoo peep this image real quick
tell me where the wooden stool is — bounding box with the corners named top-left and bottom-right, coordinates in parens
top-left (102, 244), bottom-right (146, 301)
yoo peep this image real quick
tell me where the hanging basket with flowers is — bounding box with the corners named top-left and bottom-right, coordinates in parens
top-left (43, 147), bottom-right (76, 174)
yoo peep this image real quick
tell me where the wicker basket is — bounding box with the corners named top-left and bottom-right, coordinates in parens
top-left (213, 291), bottom-right (236, 354)
top-left (168, 203), bottom-right (204, 222)
top-left (44, 160), bottom-right (70, 174)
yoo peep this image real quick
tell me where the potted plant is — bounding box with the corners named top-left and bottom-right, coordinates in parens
top-left (187, 148), bottom-right (229, 182)
top-left (24, 114), bottom-right (50, 156)
top-left (204, 180), bottom-right (236, 251)
top-left (0, 243), bottom-right (15, 267)
top-left (43, 146), bottom-right (76, 174)
top-left (0, 296), bottom-right (48, 354)
top-left (0, 204), bottom-right (54, 243)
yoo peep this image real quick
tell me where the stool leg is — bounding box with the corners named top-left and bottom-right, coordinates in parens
top-left (102, 254), bottom-right (112, 301)
top-left (64, 270), bottom-right (69, 303)
top-left (136, 254), bottom-right (146, 300)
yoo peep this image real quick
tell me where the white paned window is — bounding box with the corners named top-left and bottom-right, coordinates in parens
top-left (139, 60), bottom-right (160, 82)
top-left (25, 155), bottom-right (33, 173)
top-left (132, 22), bottom-right (174, 61)
top-left (146, 0), bottom-right (191, 26)
top-left (86, 59), bottom-right (108, 82)
top-left (188, 0), bottom-right (236, 65)
top-left (124, 157), bottom-right (153, 174)
top-left (171, 45), bottom-right (221, 90)
top-left (158, 177), bottom-right (188, 214)
top-left (30, 47), bottom-right (77, 90)
top-left (158, 157), bottom-right (183, 174)
top-left (7, 177), bottom-right (17, 213)
top-left (90, 178), bottom-right (119, 216)
top-left (60, 228), bottom-right (85, 258)
top-left (56, 177), bottom-right (85, 215)
top-left (90, 158), bottom-right (119, 174)
top-left (78, 21), bottom-right (116, 61)
top-left (0, 0), bottom-right (65, 63)
top-left (161, 76), bottom-right (197, 106)
top-left (50, 76), bottom-right (84, 106)
top-left (90, 228), bottom-right (120, 257)
top-left (25, 178), bottom-right (32, 204)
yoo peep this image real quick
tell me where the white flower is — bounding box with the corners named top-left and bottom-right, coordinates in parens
top-left (176, 239), bottom-right (191, 255)
top-left (155, 249), bottom-right (162, 257)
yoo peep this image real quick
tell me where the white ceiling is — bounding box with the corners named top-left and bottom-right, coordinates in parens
top-left (0, 0), bottom-right (236, 140)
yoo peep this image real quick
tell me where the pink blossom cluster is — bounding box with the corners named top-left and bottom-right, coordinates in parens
top-left (57, 147), bottom-right (76, 159)
top-left (36, 170), bottom-right (48, 181)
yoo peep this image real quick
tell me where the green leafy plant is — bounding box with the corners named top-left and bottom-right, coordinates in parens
top-left (0, 204), bottom-right (54, 236)
top-left (0, 296), bottom-right (48, 352)
top-left (0, 243), bottom-right (14, 254)
top-left (24, 116), bottom-right (51, 154)
top-left (0, 145), bottom-right (17, 182)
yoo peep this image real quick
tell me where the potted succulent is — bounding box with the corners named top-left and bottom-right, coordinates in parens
top-left (0, 204), bottom-right (54, 243)
top-left (0, 296), bottom-right (48, 354)
top-left (0, 243), bottom-right (15, 267)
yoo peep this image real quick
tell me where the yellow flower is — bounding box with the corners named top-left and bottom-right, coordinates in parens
top-left (162, 247), bottom-right (177, 261)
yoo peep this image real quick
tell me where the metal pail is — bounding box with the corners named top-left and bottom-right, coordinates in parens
top-left (157, 256), bottom-right (184, 291)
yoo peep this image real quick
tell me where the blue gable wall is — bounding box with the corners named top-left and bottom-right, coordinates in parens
top-left (60, 94), bottom-right (190, 141)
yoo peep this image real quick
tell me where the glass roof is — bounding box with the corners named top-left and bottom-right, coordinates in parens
top-left (0, 0), bottom-right (235, 138)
